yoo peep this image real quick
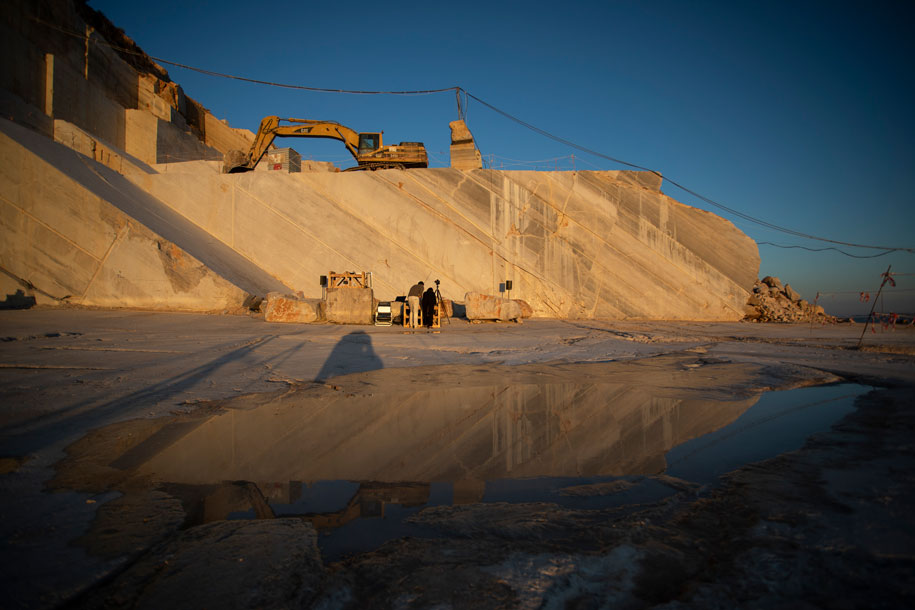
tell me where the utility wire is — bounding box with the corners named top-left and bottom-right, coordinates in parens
top-left (30, 16), bottom-right (915, 255)
top-left (757, 242), bottom-right (896, 259)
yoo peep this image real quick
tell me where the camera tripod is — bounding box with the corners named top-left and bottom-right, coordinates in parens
top-left (434, 280), bottom-right (449, 325)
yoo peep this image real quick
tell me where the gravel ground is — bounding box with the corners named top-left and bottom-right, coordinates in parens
top-left (1, 309), bottom-right (913, 609)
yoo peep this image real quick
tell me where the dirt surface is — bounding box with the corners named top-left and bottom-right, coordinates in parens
top-left (1, 310), bottom-right (913, 608)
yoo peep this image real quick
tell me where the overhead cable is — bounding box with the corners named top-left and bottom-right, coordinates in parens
top-left (756, 242), bottom-right (896, 259)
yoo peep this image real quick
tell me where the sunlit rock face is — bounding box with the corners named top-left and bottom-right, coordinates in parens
top-left (1, 0), bottom-right (760, 319)
top-left (134, 167), bottom-right (758, 320)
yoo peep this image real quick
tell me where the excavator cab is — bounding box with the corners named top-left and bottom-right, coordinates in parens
top-left (358, 132), bottom-right (381, 154)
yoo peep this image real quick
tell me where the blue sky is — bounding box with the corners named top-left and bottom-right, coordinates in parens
top-left (88, 0), bottom-right (914, 316)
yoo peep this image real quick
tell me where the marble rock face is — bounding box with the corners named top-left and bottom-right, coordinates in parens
top-left (0, 0), bottom-right (760, 320)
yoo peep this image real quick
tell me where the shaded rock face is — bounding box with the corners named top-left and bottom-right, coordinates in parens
top-left (744, 278), bottom-right (835, 323)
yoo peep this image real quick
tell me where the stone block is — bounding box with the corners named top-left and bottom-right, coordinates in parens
top-left (51, 57), bottom-right (125, 149)
top-left (465, 292), bottom-right (522, 321)
top-left (203, 113), bottom-right (253, 154)
top-left (301, 160), bottom-right (337, 173)
top-left (449, 120), bottom-right (475, 144)
top-left (124, 109), bottom-right (157, 164)
top-left (326, 286), bottom-right (374, 324)
top-left (264, 292), bottom-right (322, 323)
top-left (515, 299), bottom-right (533, 318)
top-left (137, 74), bottom-right (173, 122)
top-left (450, 144), bottom-right (483, 170)
top-left (449, 120), bottom-right (482, 170)
top-left (156, 118), bottom-right (220, 164)
top-left (0, 89), bottom-right (53, 137)
top-left (743, 304), bottom-right (762, 320)
top-left (390, 300), bottom-right (405, 323)
top-left (54, 119), bottom-right (154, 176)
top-left (784, 283), bottom-right (801, 302)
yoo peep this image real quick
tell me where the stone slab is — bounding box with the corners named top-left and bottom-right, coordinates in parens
top-left (264, 292), bottom-right (322, 323)
top-left (465, 292), bottom-right (522, 321)
top-left (325, 286), bottom-right (374, 324)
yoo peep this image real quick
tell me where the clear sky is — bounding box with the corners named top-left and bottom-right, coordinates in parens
top-left (87, 0), bottom-right (914, 317)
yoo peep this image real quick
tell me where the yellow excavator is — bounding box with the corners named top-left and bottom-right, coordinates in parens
top-left (222, 115), bottom-right (428, 173)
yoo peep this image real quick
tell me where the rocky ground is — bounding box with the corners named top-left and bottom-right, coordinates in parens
top-left (1, 309), bottom-right (913, 609)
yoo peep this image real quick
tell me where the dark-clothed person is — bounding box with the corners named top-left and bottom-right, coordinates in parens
top-left (421, 287), bottom-right (437, 327)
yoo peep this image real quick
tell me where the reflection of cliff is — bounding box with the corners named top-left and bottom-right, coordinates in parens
top-left (136, 380), bottom-right (759, 485)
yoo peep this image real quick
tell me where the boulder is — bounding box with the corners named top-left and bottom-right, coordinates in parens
top-left (743, 278), bottom-right (836, 324)
top-left (326, 286), bottom-right (374, 324)
top-left (762, 276), bottom-right (783, 290)
top-left (743, 304), bottom-right (762, 320)
top-left (264, 293), bottom-right (322, 323)
top-left (465, 292), bottom-right (522, 321)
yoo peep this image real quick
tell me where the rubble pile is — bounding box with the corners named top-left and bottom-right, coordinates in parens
top-left (743, 276), bottom-right (836, 323)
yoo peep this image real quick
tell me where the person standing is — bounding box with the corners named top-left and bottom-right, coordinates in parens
top-left (421, 287), bottom-right (437, 327)
top-left (407, 281), bottom-right (424, 328)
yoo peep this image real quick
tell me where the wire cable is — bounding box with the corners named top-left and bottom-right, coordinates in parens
top-left (757, 242), bottom-right (896, 259)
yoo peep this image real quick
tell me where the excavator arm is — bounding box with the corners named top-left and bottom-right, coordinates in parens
top-left (223, 115), bottom-right (427, 173)
top-left (223, 116), bottom-right (364, 173)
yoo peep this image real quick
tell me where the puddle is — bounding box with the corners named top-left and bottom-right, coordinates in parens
top-left (92, 369), bottom-right (867, 561)
top-left (665, 383), bottom-right (866, 485)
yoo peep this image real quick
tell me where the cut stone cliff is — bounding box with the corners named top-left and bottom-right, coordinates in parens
top-left (0, 0), bottom-right (760, 319)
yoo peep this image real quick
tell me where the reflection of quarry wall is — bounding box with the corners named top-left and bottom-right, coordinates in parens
top-left (134, 376), bottom-right (761, 483)
top-left (131, 165), bottom-right (758, 319)
top-left (0, 0), bottom-right (760, 319)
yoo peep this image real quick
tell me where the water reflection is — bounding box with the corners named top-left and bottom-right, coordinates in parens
top-left (137, 382), bottom-right (759, 486)
top-left (94, 373), bottom-right (870, 561)
top-left (135, 379), bottom-right (761, 538)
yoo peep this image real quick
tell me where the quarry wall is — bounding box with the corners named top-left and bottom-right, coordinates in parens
top-left (0, 0), bottom-right (760, 319)
top-left (0, 119), bottom-right (253, 310)
top-left (130, 164), bottom-right (757, 319)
